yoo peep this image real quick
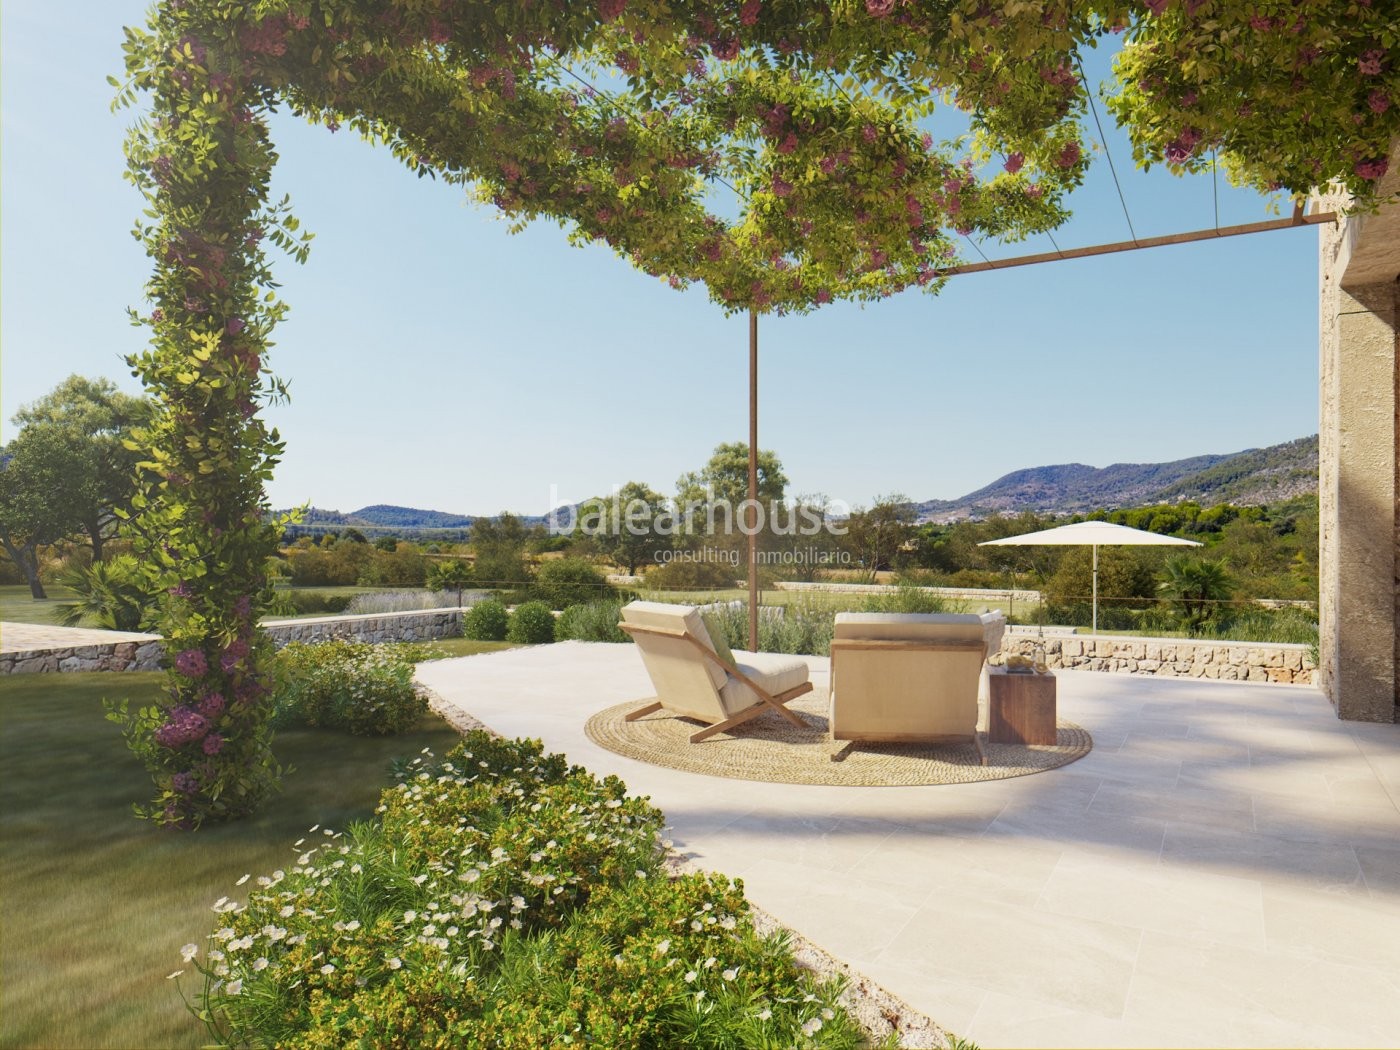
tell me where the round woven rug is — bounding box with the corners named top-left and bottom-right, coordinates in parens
top-left (586, 689), bottom-right (1092, 787)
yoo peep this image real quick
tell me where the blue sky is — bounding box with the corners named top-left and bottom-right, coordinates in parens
top-left (1, 1), bottom-right (1321, 516)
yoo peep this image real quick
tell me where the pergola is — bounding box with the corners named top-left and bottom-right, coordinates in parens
top-left (114, 1), bottom-right (1399, 827)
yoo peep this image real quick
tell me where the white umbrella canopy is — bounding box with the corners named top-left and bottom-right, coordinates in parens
top-left (979, 521), bottom-right (1202, 633)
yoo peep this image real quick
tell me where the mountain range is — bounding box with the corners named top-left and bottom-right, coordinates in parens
top-left (912, 434), bottom-right (1318, 520)
top-left (287, 434), bottom-right (1319, 532)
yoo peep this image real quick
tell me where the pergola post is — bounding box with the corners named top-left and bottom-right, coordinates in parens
top-left (748, 309), bottom-right (759, 653)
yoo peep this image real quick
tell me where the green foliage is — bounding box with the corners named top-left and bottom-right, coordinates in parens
top-left (555, 599), bottom-right (631, 644)
top-left (1158, 555), bottom-right (1235, 630)
top-left (274, 590), bottom-right (356, 616)
top-left (575, 481), bottom-right (673, 575)
top-left (371, 535), bottom-right (397, 551)
top-left (702, 600), bottom-right (836, 657)
top-left (271, 641), bottom-right (427, 736)
top-left (426, 558), bottom-right (474, 605)
top-left (647, 558), bottom-right (740, 592)
top-left (354, 544), bottom-right (427, 587)
top-left (54, 554), bottom-right (158, 631)
top-left (676, 444), bottom-right (788, 523)
top-left (464, 599), bottom-right (510, 642)
top-left (507, 601), bottom-right (557, 645)
top-left (861, 581), bottom-right (956, 615)
top-left (182, 737), bottom-right (862, 1049)
top-left (529, 558), bottom-right (610, 609)
top-left (8, 374), bottom-right (151, 564)
top-left (839, 494), bottom-right (917, 581)
top-left (470, 512), bottom-right (535, 589)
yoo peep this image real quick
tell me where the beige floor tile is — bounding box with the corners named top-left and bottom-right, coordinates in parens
top-left (1250, 792), bottom-right (1400, 849)
top-left (1088, 779), bottom-right (1256, 834)
top-left (1161, 824), bottom-right (1366, 894)
top-left (876, 890), bottom-right (1142, 1019)
top-left (1261, 883), bottom-right (1400, 971)
top-left (965, 990), bottom-right (1227, 1049)
top-left (985, 800), bottom-right (1167, 860)
top-left (1357, 844), bottom-right (1400, 900)
top-left (1128, 930), bottom-right (1400, 1048)
top-left (735, 859), bottom-right (920, 963)
top-left (849, 834), bottom-right (1065, 910)
top-left (1036, 851), bottom-right (1266, 949)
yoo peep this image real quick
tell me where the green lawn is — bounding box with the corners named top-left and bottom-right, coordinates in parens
top-left (414, 637), bottom-right (518, 659)
top-left (0, 585), bottom-right (78, 627)
top-left (0, 672), bottom-right (464, 1050)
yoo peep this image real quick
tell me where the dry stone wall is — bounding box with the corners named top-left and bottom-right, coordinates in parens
top-left (1, 609), bottom-right (465, 675)
top-left (1001, 629), bottom-right (1316, 685)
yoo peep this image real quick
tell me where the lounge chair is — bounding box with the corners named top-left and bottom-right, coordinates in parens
top-left (828, 611), bottom-right (1007, 763)
top-left (618, 601), bottom-right (813, 743)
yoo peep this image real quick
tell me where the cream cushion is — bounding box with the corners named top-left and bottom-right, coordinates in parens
top-left (620, 601), bottom-right (728, 690)
top-left (719, 650), bottom-right (810, 713)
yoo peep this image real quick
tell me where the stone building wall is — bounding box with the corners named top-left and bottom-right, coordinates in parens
top-left (1315, 144), bottom-right (1400, 722)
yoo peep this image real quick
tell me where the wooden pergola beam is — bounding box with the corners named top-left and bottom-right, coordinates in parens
top-left (943, 210), bottom-right (1337, 277)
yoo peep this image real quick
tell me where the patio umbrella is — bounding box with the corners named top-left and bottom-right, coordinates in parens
top-left (978, 521), bottom-right (1201, 634)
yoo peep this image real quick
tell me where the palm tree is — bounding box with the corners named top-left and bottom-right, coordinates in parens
top-left (1158, 555), bottom-right (1234, 630)
top-left (55, 556), bottom-right (156, 632)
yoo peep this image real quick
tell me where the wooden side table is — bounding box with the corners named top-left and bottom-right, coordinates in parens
top-left (988, 667), bottom-right (1057, 745)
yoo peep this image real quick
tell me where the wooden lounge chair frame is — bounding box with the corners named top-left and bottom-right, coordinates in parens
top-left (619, 621), bottom-right (813, 743)
top-left (829, 636), bottom-right (989, 765)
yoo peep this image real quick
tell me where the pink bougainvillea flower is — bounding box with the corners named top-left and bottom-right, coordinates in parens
top-left (862, 124), bottom-right (878, 143)
top-left (1355, 157), bottom-right (1389, 180)
top-left (865, 0), bottom-right (897, 16)
top-left (598, 0), bottom-right (626, 21)
top-left (815, 289), bottom-right (832, 304)
top-left (740, 0), bottom-right (761, 26)
top-left (1004, 152), bottom-right (1024, 174)
top-left (226, 317), bottom-right (245, 335)
top-left (712, 36), bottom-right (740, 61)
top-left (1368, 90), bottom-right (1391, 114)
top-left (772, 176), bottom-right (794, 197)
top-left (1358, 50), bottom-right (1384, 76)
top-left (203, 733), bottom-right (225, 756)
top-left (174, 649), bottom-right (207, 678)
top-left (1057, 141), bottom-right (1081, 168)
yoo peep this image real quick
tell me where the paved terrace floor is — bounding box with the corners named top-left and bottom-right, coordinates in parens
top-left (416, 642), bottom-right (1400, 1049)
top-left (0, 621), bottom-right (159, 651)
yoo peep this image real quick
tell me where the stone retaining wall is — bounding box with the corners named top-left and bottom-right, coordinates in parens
top-left (0, 609), bottom-right (466, 675)
top-left (0, 639), bottom-right (166, 675)
top-left (1001, 628), bottom-right (1317, 685)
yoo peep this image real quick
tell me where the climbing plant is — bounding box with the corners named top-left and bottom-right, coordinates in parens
top-left (115, 0), bottom-right (1395, 828)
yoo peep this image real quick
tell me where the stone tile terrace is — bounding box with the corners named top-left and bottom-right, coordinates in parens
top-left (417, 643), bottom-right (1400, 1049)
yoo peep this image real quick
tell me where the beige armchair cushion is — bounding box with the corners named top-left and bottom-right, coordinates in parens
top-left (719, 650), bottom-right (810, 715)
top-left (829, 611), bottom-right (1006, 743)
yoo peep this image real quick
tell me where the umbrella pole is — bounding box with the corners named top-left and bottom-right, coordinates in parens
top-left (1092, 544), bottom-right (1098, 635)
top-left (748, 309), bottom-right (759, 652)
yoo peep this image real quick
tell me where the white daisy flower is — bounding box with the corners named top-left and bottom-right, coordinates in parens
top-left (225, 979), bottom-right (243, 996)
top-left (180, 943), bottom-right (199, 962)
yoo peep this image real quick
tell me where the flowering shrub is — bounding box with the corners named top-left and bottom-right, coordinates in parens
top-left (463, 598), bottom-right (509, 641)
top-left (175, 736), bottom-right (863, 1047)
top-left (271, 641), bottom-right (425, 736)
top-left (506, 601), bottom-right (556, 645)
